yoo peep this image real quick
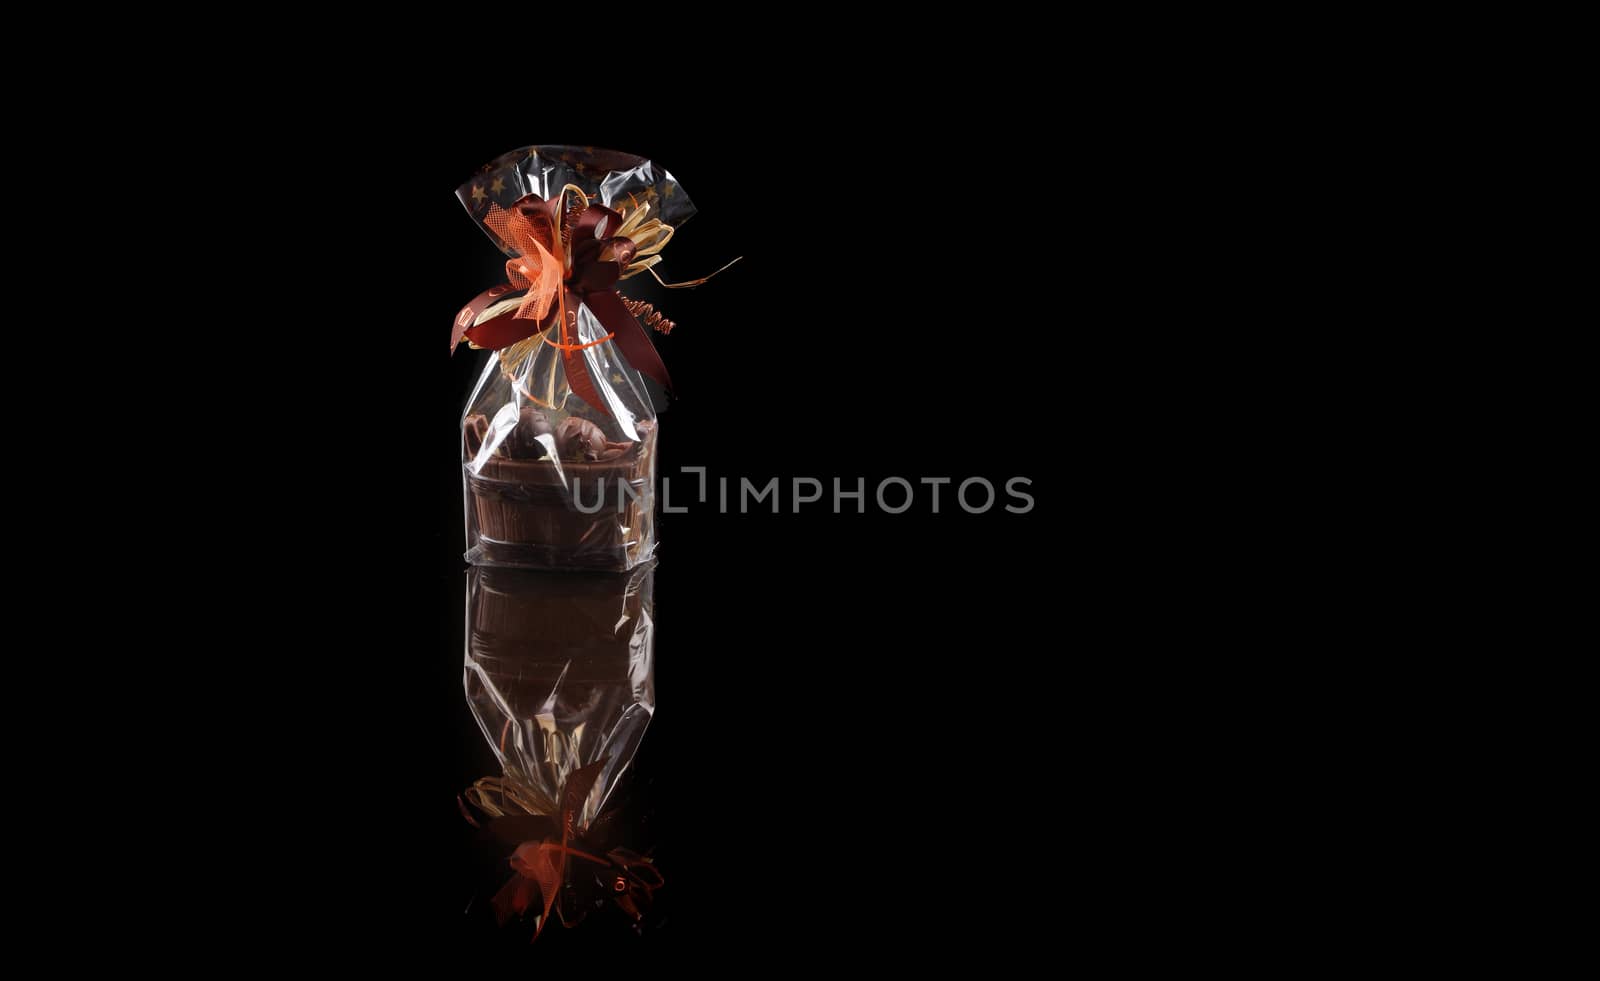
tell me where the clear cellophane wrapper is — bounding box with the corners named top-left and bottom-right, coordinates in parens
top-left (463, 562), bottom-right (655, 829)
top-left (458, 146), bottom-right (695, 571)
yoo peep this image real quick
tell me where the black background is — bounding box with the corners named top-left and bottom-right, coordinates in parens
top-left (138, 105), bottom-right (1179, 963)
top-left (21, 36), bottom-right (1391, 965)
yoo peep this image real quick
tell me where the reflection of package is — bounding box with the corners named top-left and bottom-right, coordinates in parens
top-left (453, 145), bottom-right (726, 572)
top-left (463, 563), bottom-right (654, 828)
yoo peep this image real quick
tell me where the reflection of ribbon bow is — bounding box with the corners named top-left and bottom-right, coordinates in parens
top-left (450, 184), bottom-right (736, 414)
top-left (459, 758), bottom-right (663, 941)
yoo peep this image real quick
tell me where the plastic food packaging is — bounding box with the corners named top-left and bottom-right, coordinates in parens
top-left (453, 145), bottom-right (716, 571)
top-left (462, 562), bottom-right (655, 829)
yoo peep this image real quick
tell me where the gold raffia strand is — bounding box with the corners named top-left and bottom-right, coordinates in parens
top-left (466, 774), bottom-right (557, 818)
top-left (646, 255), bottom-right (743, 288)
top-left (557, 184), bottom-right (590, 261)
top-left (619, 297), bottom-right (676, 334)
top-left (497, 333), bottom-right (560, 409)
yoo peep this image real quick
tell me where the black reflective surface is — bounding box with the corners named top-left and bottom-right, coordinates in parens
top-left (115, 111), bottom-right (1151, 966)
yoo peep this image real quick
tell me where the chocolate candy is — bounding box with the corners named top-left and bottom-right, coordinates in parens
top-left (556, 416), bottom-right (608, 459)
top-left (556, 416), bottom-right (635, 461)
top-left (464, 413), bottom-right (490, 457)
top-left (502, 406), bottom-right (553, 459)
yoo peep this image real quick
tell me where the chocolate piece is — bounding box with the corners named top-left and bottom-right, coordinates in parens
top-left (467, 418), bottom-right (657, 571)
top-left (501, 406), bottom-right (553, 460)
top-left (464, 413), bottom-right (489, 457)
top-left (556, 416), bottom-right (607, 460)
top-left (556, 416), bottom-right (635, 462)
top-left (521, 405), bottom-right (553, 438)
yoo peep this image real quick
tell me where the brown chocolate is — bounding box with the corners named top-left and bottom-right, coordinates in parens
top-left (501, 406), bottom-right (553, 460)
top-left (467, 418), bottom-right (657, 571)
top-left (556, 416), bottom-right (634, 461)
top-left (556, 416), bottom-right (606, 459)
top-left (464, 413), bottom-right (489, 457)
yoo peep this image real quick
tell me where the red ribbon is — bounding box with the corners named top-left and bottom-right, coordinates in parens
top-left (450, 192), bottom-right (673, 406)
top-left (466, 757), bottom-right (663, 941)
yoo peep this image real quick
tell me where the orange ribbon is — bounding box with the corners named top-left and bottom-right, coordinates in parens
top-left (464, 757), bottom-right (660, 941)
top-left (452, 187), bottom-right (736, 418)
top-left (490, 206), bottom-right (563, 326)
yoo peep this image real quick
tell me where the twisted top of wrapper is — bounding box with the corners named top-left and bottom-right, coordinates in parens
top-left (452, 145), bottom-right (734, 423)
top-left (457, 145), bottom-right (696, 253)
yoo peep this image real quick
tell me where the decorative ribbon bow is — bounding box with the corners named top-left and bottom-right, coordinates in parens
top-left (460, 758), bottom-right (663, 941)
top-left (450, 184), bottom-right (734, 414)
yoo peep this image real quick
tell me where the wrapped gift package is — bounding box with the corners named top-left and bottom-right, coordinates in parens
top-left (452, 145), bottom-right (728, 571)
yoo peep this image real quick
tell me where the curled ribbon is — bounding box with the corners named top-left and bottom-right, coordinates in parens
top-left (450, 185), bottom-right (737, 416)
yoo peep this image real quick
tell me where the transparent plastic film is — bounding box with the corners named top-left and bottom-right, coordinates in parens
top-left (463, 563), bottom-right (655, 828)
top-left (455, 145), bottom-right (695, 243)
top-left (461, 325), bottom-right (658, 571)
top-left (455, 145), bottom-right (702, 572)
top-left (460, 353), bottom-right (659, 569)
